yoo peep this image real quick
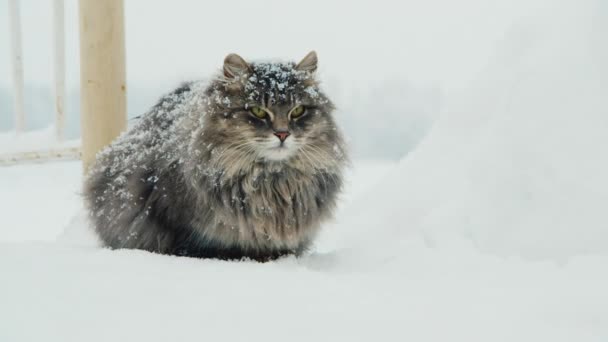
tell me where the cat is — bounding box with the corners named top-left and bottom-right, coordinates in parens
top-left (84, 51), bottom-right (348, 261)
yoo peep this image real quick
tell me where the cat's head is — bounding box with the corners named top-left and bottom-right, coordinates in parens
top-left (200, 52), bottom-right (346, 174)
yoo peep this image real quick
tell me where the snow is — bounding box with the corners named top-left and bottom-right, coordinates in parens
top-left (0, 126), bottom-right (79, 154)
top-left (0, 161), bottom-right (81, 242)
top-left (2, 238), bottom-right (606, 342)
top-left (1, 159), bottom-right (607, 341)
top-left (339, 0), bottom-right (608, 262)
top-left (1, 0), bottom-right (607, 340)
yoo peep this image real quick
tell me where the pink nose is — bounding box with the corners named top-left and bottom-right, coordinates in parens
top-left (274, 131), bottom-right (290, 142)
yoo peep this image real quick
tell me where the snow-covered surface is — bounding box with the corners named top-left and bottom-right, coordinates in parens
top-left (0, 161), bottom-right (81, 242)
top-left (1, 159), bottom-right (607, 341)
top-left (0, 126), bottom-right (79, 154)
top-left (340, 0), bottom-right (608, 262)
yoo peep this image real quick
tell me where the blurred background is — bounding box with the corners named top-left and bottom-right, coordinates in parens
top-left (1, 0), bottom-right (579, 160)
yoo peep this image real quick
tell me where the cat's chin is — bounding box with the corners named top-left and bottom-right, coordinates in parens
top-left (259, 145), bottom-right (297, 162)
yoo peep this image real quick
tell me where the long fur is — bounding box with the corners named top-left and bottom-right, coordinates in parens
top-left (84, 55), bottom-right (348, 261)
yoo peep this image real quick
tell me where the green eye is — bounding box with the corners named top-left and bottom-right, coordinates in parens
top-left (291, 105), bottom-right (305, 118)
top-left (250, 106), bottom-right (267, 118)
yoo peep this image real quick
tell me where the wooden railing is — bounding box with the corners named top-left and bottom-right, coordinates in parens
top-left (6, 0), bottom-right (65, 139)
top-left (2, 0), bottom-right (76, 165)
top-left (2, 0), bottom-right (127, 170)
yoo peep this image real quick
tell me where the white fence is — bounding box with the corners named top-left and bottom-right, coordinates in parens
top-left (2, 0), bottom-right (80, 165)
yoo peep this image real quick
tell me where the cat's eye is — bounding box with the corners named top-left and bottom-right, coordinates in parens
top-left (291, 105), bottom-right (305, 118)
top-left (250, 106), bottom-right (267, 118)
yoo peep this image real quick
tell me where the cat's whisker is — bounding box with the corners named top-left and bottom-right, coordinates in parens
top-left (212, 142), bottom-right (260, 175)
top-left (299, 147), bottom-right (331, 189)
top-left (301, 144), bottom-right (340, 170)
top-left (297, 147), bottom-right (318, 171)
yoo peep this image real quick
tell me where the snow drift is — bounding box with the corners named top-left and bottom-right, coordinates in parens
top-left (341, 0), bottom-right (608, 261)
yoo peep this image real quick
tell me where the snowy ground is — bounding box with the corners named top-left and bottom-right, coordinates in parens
top-left (1, 160), bottom-right (607, 342)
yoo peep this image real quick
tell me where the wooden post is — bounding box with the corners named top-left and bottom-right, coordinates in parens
top-left (79, 0), bottom-right (127, 173)
top-left (8, 0), bottom-right (25, 134)
top-left (53, 0), bottom-right (66, 141)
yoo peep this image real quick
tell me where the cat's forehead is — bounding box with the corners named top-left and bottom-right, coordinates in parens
top-left (244, 62), bottom-right (309, 102)
top-left (249, 62), bottom-right (304, 85)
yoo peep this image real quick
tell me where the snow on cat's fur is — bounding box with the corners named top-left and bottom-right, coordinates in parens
top-left (84, 52), bottom-right (348, 261)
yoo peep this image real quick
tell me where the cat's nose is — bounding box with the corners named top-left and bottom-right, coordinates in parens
top-left (274, 131), bottom-right (291, 142)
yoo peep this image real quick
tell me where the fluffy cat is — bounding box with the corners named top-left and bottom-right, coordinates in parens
top-left (84, 51), bottom-right (348, 261)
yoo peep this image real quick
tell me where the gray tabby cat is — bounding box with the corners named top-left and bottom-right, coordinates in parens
top-left (84, 51), bottom-right (348, 261)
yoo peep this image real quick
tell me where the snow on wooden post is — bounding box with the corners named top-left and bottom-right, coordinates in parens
top-left (53, 0), bottom-right (66, 142)
top-left (8, 0), bottom-right (25, 134)
top-left (79, 0), bottom-right (127, 173)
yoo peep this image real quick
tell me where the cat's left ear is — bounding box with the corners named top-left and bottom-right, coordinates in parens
top-left (295, 51), bottom-right (318, 73)
top-left (223, 53), bottom-right (252, 79)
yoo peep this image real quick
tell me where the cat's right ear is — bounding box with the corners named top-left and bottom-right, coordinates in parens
top-left (223, 53), bottom-right (252, 79)
top-left (295, 51), bottom-right (318, 73)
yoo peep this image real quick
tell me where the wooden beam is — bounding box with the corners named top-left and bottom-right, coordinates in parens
top-left (79, 0), bottom-right (127, 173)
top-left (0, 147), bottom-right (81, 166)
top-left (53, 0), bottom-right (66, 141)
top-left (8, 0), bottom-right (25, 134)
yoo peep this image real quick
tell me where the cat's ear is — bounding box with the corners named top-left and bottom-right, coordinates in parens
top-left (295, 51), bottom-right (318, 73)
top-left (223, 53), bottom-right (251, 79)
